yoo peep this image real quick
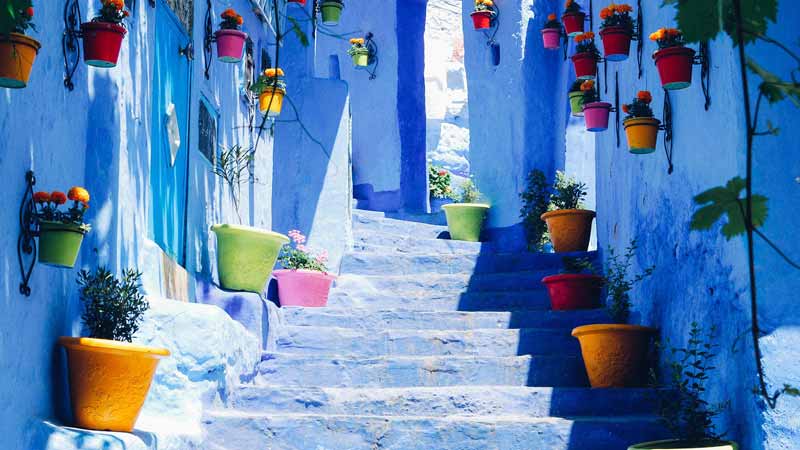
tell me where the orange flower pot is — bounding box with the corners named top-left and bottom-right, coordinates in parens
top-left (540, 209), bottom-right (595, 253)
top-left (0, 32), bottom-right (41, 89)
top-left (259, 87), bottom-right (285, 117)
top-left (571, 324), bottom-right (657, 388)
top-left (624, 117), bottom-right (661, 154)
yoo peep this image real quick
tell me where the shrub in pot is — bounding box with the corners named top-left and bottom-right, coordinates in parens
top-left (215, 8), bottom-right (246, 63)
top-left (274, 230), bottom-right (336, 307)
top-left (320, 0), bottom-right (344, 26)
top-left (251, 68), bottom-right (286, 117)
top-left (623, 90), bottom-right (660, 154)
top-left (561, 0), bottom-right (585, 37)
top-left (539, 171), bottom-right (595, 253)
top-left (519, 169), bottom-right (551, 251)
top-left (347, 37), bottom-right (370, 68)
top-left (442, 179), bottom-right (489, 242)
top-left (572, 240), bottom-right (657, 388)
top-left (59, 268), bottom-right (169, 432)
top-left (470, 0), bottom-right (496, 31)
top-left (598, 3), bottom-right (634, 61)
top-left (580, 79), bottom-right (612, 132)
top-left (81, 0), bottom-right (129, 68)
top-left (429, 166), bottom-right (456, 213)
top-left (567, 79), bottom-right (586, 117)
top-left (541, 13), bottom-right (562, 50)
top-left (650, 28), bottom-right (695, 90)
top-left (0, 1), bottom-right (40, 89)
top-left (33, 188), bottom-right (91, 268)
top-left (542, 256), bottom-right (604, 310)
top-left (571, 32), bottom-right (599, 80)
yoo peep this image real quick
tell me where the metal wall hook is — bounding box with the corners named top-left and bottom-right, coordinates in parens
top-left (614, 72), bottom-right (621, 148)
top-left (696, 41), bottom-right (712, 110)
top-left (364, 32), bottom-right (379, 80)
top-left (17, 171), bottom-right (38, 297)
top-left (203, 0), bottom-right (214, 79)
top-left (179, 42), bottom-right (194, 61)
top-left (62, 0), bottom-right (83, 91)
top-left (636, 0), bottom-right (644, 78)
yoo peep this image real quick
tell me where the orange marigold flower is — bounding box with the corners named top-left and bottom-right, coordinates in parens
top-left (616, 4), bottom-right (632, 13)
top-left (548, 13), bottom-right (557, 21)
top-left (33, 191), bottom-right (50, 203)
top-left (51, 191), bottom-right (67, 205)
top-left (221, 8), bottom-right (238, 19)
top-left (622, 104), bottom-right (630, 113)
top-left (583, 31), bottom-right (594, 39)
top-left (565, 0), bottom-right (574, 8)
top-left (574, 34), bottom-right (584, 43)
top-left (236, 15), bottom-right (244, 25)
top-left (264, 68), bottom-right (285, 78)
top-left (68, 187), bottom-right (90, 204)
top-left (350, 38), bottom-right (365, 45)
top-left (599, 9), bottom-right (610, 20)
top-left (637, 90), bottom-right (652, 103)
top-left (580, 79), bottom-right (595, 91)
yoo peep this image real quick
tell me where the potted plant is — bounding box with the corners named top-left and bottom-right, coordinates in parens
top-left (287, 0), bottom-right (307, 6)
top-left (273, 230), bottom-right (336, 307)
top-left (651, 28), bottom-right (695, 90)
top-left (541, 13), bottom-right (562, 50)
top-left (580, 79), bottom-right (612, 132)
top-left (81, 0), bottom-right (129, 68)
top-left (561, 0), bottom-right (585, 37)
top-left (251, 68), bottom-right (286, 117)
top-left (568, 79), bottom-right (586, 117)
top-left (519, 169), bottom-right (551, 251)
top-left (59, 268), bottom-right (170, 432)
top-left (572, 240), bottom-right (657, 388)
top-left (542, 256), bottom-right (604, 310)
top-left (215, 8), bottom-right (246, 63)
top-left (630, 323), bottom-right (738, 450)
top-left (442, 179), bottom-right (490, 242)
top-left (32, 187), bottom-right (91, 268)
top-left (429, 166), bottom-right (456, 213)
top-left (599, 3), bottom-right (634, 61)
top-left (623, 90), bottom-right (660, 154)
top-left (571, 32), bottom-right (599, 80)
top-left (540, 171), bottom-right (595, 253)
top-left (347, 37), bottom-right (370, 68)
top-left (470, 0), bottom-right (496, 31)
top-left (0, 1), bottom-right (40, 89)
top-left (320, 0), bottom-right (344, 26)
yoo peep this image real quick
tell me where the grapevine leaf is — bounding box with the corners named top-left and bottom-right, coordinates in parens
top-left (691, 177), bottom-right (769, 240)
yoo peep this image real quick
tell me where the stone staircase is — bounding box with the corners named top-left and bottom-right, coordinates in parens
top-left (203, 209), bottom-right (666, 449)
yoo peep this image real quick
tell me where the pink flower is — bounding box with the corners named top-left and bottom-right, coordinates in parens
top-left (297, 244), bottom-right (308, 253)
top-left (315, 250), bottom-right (329, 264)
top-left (287, 229), bottom-right (306, 244)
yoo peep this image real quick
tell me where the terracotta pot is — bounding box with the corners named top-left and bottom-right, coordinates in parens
top-left (540, 209), bottom-right (595, 253)
top-left (572, 324), bottom-right (657, 388)
top-left (259, 86), bottom-right (286, 117)
top-left (600, 25), bottom-right (633, 61)
top-left (274, 269), bottom-right (337, 307)
top-left (568, 91), bottom-right (585, 117)
top-left (629, 440), bottom-right (739, 450)
top-left (541, 28), bottom-right (561, 50)
top-left (215, 29), bottom-right (247, 63)
top-left (583, 101), bottom-right (612, 132)
top-left (81, 22), bottom-right (127, 68)
top-left (653, 46), bottom-right (696, 90)
top-left (624, 117), bottom-right (661, 154)
top-left (0, 32), bottom-right (41, 89)
top-left (561, 12), bottom-right (585, 37)
top-left (542, 274), bottom-right (604, 310)
top-left (471, 11), bottom-right (494, 30)
top-left (571, 51), bottom-right (597, 80)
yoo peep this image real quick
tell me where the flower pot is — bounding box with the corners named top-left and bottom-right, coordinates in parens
top-left (351, 48), bottom-right (370, 67)
top-left (653, 46), bottom-right (696, 90)
top-left (58, 337), bottom-right (170, 432)
top-left (321, 1), bottom-right (344, 26)
top-left (38, 221), bottom-right (87, 268)
top-left (274, 269), bottom-right (337, 307)
top-left (214, 29), bottom-right (247, 63)
top-left (211, 224), bottom-right (289, 294)
top-left (430, 197), bottom-right (454, 214)
top-left (0, 33), bottom-right (41, 89)
top-left (542, 274), bottom-right (604, 310)
top-left (540, 209), bottom-right (595, 253)
top-left (571, 51), bottom-right (597, 80)
top-left (629, 440), bottom-right (739, 450)
top-left (571, 324), bottom-right (657, 388)
top-left (470, 11), bottom-right (494, 30)
top-left (442, 203), bottom-right (490, 242)
top-left (287, 0), bottom-right (307, 6)
top-left (259, 86), bottom-right (286, 117)
top-left (624, 117), bottom-right (661, 154)
top-left (600, 25), bottom-right (633, 61)
top-left (561, 12), bottom-right (585, 37)
top-left (583, 101), bottom-right (612, 132)
top-left (541, 28), bottom-right (561, 50)
top-left (568, 91), bottom-right (585, 117)
top-left (81, 22), bottom-right (127, 68)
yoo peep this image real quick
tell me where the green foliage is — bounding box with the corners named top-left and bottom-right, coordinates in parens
top-left (77, 267), bottom-right (149, 343)
top-left (0, 0), bottom-right (34, 34)
top-left (429, 166), bottom-right (455, 199)
top-left (551, 171), bottom-right (587, 210)
top-left (561, 256), bottom-right (599, 275)
top-left (212, 145), bottom-right (254, 218)
top-left (287, 17), bottom-right (309, 47)
top-left (605, 240), bottom-right (654, 323)
top-left (569, 79), bottom-right (584, 93)
top-left (690, 176), bottom-right (768, 240)
top-left (747, 58), bottom-right (800, 106)
top-left (278, 230), bottom-right (329, 272)
top-left (519, 169), bottom-right (551, 251)
top-left (457, 179), bottom-right (482, 204)
top-left (662, 0), bottom-right (777, 45)
top-left (564, 0), bottom-right (582, 14)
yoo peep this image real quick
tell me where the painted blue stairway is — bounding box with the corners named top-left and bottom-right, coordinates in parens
top-left (203, 210), bottom-right (666, 449)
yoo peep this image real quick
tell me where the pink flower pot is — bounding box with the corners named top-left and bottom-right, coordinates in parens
top-left (274, 269), bottom-right (337, 307)
top-left (541, 28), bottom-right (561, 50)
top-left (215, 29), bottom-right (247, 63)
top-left (583, 101), bottom-right (612, 132)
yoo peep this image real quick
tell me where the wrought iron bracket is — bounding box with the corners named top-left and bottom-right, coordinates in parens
top-left (62, 0), bottom-right (83, 91)
top-left (204, 0), bottom-right (215, 79)
top-left (479, 3), bottom-right (501, 61)
top-left (661, 89), bottom-right (675, 174)
top-left (364, 32), bottom-right (379, 80)
top-left (695, 41), bottom-right (711, 110)
top-left (614, 71), bottom-right (620, 148)
top-left (17, 171), bottom-right (38, 297)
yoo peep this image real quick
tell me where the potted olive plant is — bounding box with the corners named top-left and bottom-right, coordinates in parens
top-left (623, 90), bottom-right (660, 154)
top-left (273, 230), bottom-right (336, 307)
top-left (571, 32), bottom-right (599, 80)
top-left (33, 187), bottom-right (91, 268)
top-left (561, 0), bottom-right (585, 37)
top-left (598, 3), bottom-right (635, 61)
top-left (320, 0), bottom-right (344, 26)
top-left (541, 13), bottom-right (562, 50)
top-left (251, 68), bottom-right (287, 117)
top-left (59, 268), bottom-right (170, 432)
top-left (347, 37), bottom-right (370, 68)
top-left (81, 0), bottom-right (130, 68)
top-left (650, 28), bottom-right (695, 90)
top-left (542, 256), bottom-right (604, 310)
top-left (429, 166), bottom-right (455, 213)
top-left (0, 0), bottom-right (40, 89)
top-left (442, 179), bottom-right (490, 242)
top-left (540, 171), bottom-right (595, 253)
top-left (215, 8), bottom-right (247, 63)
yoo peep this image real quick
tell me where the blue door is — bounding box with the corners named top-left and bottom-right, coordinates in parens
top-left (150, 1), bottom-right (192, 265)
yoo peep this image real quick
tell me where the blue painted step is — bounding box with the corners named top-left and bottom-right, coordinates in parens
top-left (353, 210), bottom-right (448, 238)
top-left (326, 289), bottom-right (552, 311)
top-left (334, 271), bottom-right (552, 295)
top-left (352, 232), bottom-right (489, 254)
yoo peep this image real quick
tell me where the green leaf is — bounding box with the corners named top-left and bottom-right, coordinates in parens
top-left (287, 17), bottom-right (309, 47)
top-left (664, 0), bottom-right (777, 44)
top-left (690, 177), bottom-right (769, 240)
top-left (747, 58), bottom-right (800, 106)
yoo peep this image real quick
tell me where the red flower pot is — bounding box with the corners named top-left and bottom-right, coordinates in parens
top-left (287, 0), bottom-right (307, 5)
top-left (561, 12), bottom-right (585, 37)
top-left (571, 51), bottom-right (597, 80)
top-left (471, 11), bottom-right (494, 30)
top-left (599, 26), bottom-right (632, 61)
top-left (541, 28), bottom-right (561, 50)
top-left (542, 274), bottom-right (604, 310)
top-left (653, 46), bottom-right (696, 90)
top-left (81, 22), bottom-right (127, 68)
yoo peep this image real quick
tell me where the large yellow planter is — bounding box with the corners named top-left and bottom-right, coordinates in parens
top-left (540, 209), bottom-right (595, 253)
top-left (571, 324), bottom-right (656, 388)
top-left (259, 86), bottom-right (285, 117)
top-left (59, 337), bottom-right (170, 432)
top-left (624, 117), bottom-right (661, 154)
top-left (629, 440), bottom-right (738, 450)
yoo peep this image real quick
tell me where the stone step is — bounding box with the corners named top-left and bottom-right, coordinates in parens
top-left (275, 326), bottom-right (579, 357)
top-left (352, 210), bottom-right (448, 237)
top-left (326, 290), bottom-right (552, 311)
top-left (352, 229), bottom-right (488, 254)
top-left (334, 271), bottom-right (553, 296)
top-left (203, 411), bottom-right (667, 450)
top-left (256, 353), bottom-right (588, 388)
top-left (227, 385), bottom-right (661, 418)
top-left (280, 308), bottom-right (610, 330)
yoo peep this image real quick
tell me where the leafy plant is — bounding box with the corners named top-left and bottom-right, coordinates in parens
top-left (563, 0), bottom-right (582, 14)
top-left (211, 145), bottom-right (254, 221)
top-left (580, 79), bottom-right (599, 103)
top-left (473, 0), bottom-right (495, 13)
top-left (569, 79), bottom-right (584, 93)
top-left (347, 37), bottom-right (369, 56)
top-left (429, 166), bottom-right (455, 199)
top-left (649, 27), bottom-right (685, 49)
top-left (605, 240), bottom-right (654, 323)
top-left (622, 91), bottom-right (655, 120)
top-left (562, 256), bottom-right (599, 275)
top-left (94, 0), bottom-right (130, 25)
top-left (0, 0), bottom-right (35, 34)
top-left (278, 230), bottom-right (329, 272)
top-left (519, 169), bottom-right (551, 251)
top-left (77, 267), bottom-right (149, 343)
top-left (574, 32), bottom-right (600, 55)
top-left (219, 7), bottom-right (243, 30)
top-left (543, 13), bottom-right (561, 29)
top-left (457, 179), bottom-right (482, 204)
top-left (251, 68), bottom-right (287, 95)
top-left (550, 171), bottom-right (587, 210)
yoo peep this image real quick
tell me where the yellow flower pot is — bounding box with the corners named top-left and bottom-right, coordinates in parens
top-left (59, 337), bottom-right (170, 432)
top-left (259, 86), bottom-right (285, 117)
top-left (571, 324), bottom-right (657, 388)
top-left (624, 117), bottom-right (661, 154)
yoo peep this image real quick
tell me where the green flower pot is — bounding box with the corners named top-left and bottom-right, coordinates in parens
top-left (351, 49), bottom-right (369, 67)
top-left (38, 221), bottom-right (87, 268)
top-left (569, 91), bottom-right (585, 117)
top-left (629, 440), bottom-right (738, 450)
top-left (211, 224), bottom-right (289, 294)
top-left (321, 1), bottom-right (344, 25)
top-left (442, 203), bottom-right (490, 242)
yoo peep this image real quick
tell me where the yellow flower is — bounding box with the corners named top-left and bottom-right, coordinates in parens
top-left (264, 68), bottom-right (285, 78)
top-left (350, 38), bottom-right (365, 45)
top-left (68, 186), bottom-right (90, 204)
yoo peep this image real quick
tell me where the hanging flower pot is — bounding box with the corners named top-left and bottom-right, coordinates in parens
top-left (622, 91), bottom-right (660, 153)
top-left (252, 68), bottom-right (287, 117)
top-left (32, 188), bottom-right (91, 269)
top-left (572, 324), bottom-right (657, 388)
top-left (583, 101), bottom-right (612, 132)
top-left (215, 8), bottom-right (246, 63)
top-left (287, 0), bottom-right (307, 6)
top-left (629, 440), bottom-right (739, 450)
top-left (650, 28), bottom-right (695, 90)
top-left (348, 38), bottom-right (370, 67)
top-left (561, 1), bottom-right (585, 37)
top-left (541, 13), bottom-right (562, 50)
top-left (598, 4), bottom-right (634, 61)
top-left (471, 0), bottom-right (496, 30)
top-left (81, 1), bottom-right (130, 68)
top-left (571, 32), bottom-right (599, 80)
top-left (568, 91), bottom-right (585, 116)
top-left (0, 33), bottom-right (41, 89)
top-left (211, 224), bottom-right (289, 293)
top-left (320, 0), bottom-right (344, 26)
top-left (542, 273), bottom-right (604, 310)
